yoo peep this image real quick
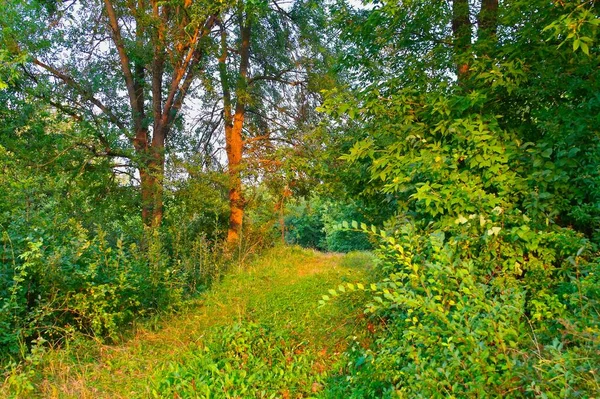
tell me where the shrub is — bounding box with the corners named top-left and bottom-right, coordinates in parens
top-left (328, 216), bottom-right (599, 397)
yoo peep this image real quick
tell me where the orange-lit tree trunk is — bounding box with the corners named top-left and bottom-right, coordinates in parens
top-left (226, 112), bottom-right (245, 243)
top-left (219, 17), bottom-right (251, 244)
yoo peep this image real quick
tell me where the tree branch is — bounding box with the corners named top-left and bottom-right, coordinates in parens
top-left (151, 0), bottom-right (167, 134)
top-left (103, 0), bottom-right (143, 129)
top-left (163, 15), bottom-right (217, 128)
top-left (32, 58), bottom-right (128, 133)
top-left (218, 19), bottom-right (233, 127)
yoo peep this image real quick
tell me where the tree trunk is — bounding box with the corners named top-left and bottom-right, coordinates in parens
top-left (452, 0), bottom-right (472, 84)
top-left (150, 147), bottom-right (165, 227)
top-left (221, 18), bottom-right (251, 245)
top-left (226, 117), bottom-right (244, 243)
top-left (140, 168), bottom-right (154, 226)
top-left (477, 0), bottom-right (498, 52)
top-left (134, 127), bottom-right (165, 228)
top-left (478, 0), bottom-right (498, 39)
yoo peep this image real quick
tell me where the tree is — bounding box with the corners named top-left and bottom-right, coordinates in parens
top-left (217, 8), bottom-right (250, 244)
top-left (213, 0), bottom-right (330, 244)
top-left (452, 0), bottom-right (472, 83)
top-left (1, 0), bottom-right (224, 227)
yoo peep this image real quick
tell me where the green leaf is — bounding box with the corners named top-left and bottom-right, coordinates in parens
top-left (348, 107), bottom-right (356, 119)
top-left (580, 42), bottom-right (590, 56)
top-left (455, 215), bottom-right (468, 225)
top-left (338, 103), bottom-right (349, 114)
top-left (541, 148), bottom-right (553, 158)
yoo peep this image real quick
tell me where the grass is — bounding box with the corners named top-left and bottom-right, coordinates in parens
top-left (1, 246), bottom-right (375, 398)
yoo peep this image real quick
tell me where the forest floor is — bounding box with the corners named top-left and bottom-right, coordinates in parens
top-left (3, 246), bottom-right (375, 398)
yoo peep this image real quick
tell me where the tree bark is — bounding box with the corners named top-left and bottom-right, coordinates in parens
top-left (221, 17), bottom-right (251, 245)
top-left (478, 0), bottom-right (498, 39)
top-left (226, 121), bottom-right (244, 243)
top-left (452, 0), bottom-right (472, 84)
top-left (477, 0), bottom-right (499, 53)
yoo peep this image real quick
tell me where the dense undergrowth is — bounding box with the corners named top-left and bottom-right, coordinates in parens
top-left (0, 169), bottom-right (227, 362)
top-left (284, 197), bottom-right (374, 253)
top-left (0, 137), bottom-right (269, 372)
top-left (323, 223), bottom-right (599, 398)
top-left (1, 247), bottom-right (375, 398)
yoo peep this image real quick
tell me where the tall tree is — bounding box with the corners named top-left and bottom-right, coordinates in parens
top-left (218, 11), bottom-right (250, 244)
top-left (1, 0), bottom-right (223, 227)
top-left (214, 0), bottom-right (328, 244)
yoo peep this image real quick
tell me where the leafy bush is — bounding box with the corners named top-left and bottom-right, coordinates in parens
top-left (326, 220), bottom-right (599, 397)
top-left (0, 145), bottom-right (227, 361)
top-left (1, 222), bottom-right (140, 354)
top-left (319, 1), bottom-right (600, 396)
top-left (0, 209), bottom-right (228, 360)
top-left (285, 198), bottom-right (327, 250)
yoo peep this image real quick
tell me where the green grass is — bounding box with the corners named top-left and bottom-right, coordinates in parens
top-left (1, 246), bottom-right (374, 398)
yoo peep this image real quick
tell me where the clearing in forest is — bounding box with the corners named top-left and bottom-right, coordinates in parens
top-left (5, 246), bottom-right (374, 398)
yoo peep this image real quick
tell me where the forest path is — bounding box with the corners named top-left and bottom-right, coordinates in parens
top-left (30, 246), bottom-right (373, 398)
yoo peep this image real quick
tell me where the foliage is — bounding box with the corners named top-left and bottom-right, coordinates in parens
top-left (326, 222), bottom-right (599, 397)
top-left (155, 321), bottom-right (330, 398)
top-left (0, 105), bottom-right (227, 362)
top-left (1, 0), bottom-right (599, 396)
top-left (285, 197), bottom-right (327, 250)
top-left (285, 196), bottom-right (373, 252)
top-left (0, 212), bottom-right (225, 361)
top-left (318, 0), bottom-right (600, 397)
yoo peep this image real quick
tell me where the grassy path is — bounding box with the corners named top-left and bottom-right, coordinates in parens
top-left (7, 246), bottom-right (373, 398)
